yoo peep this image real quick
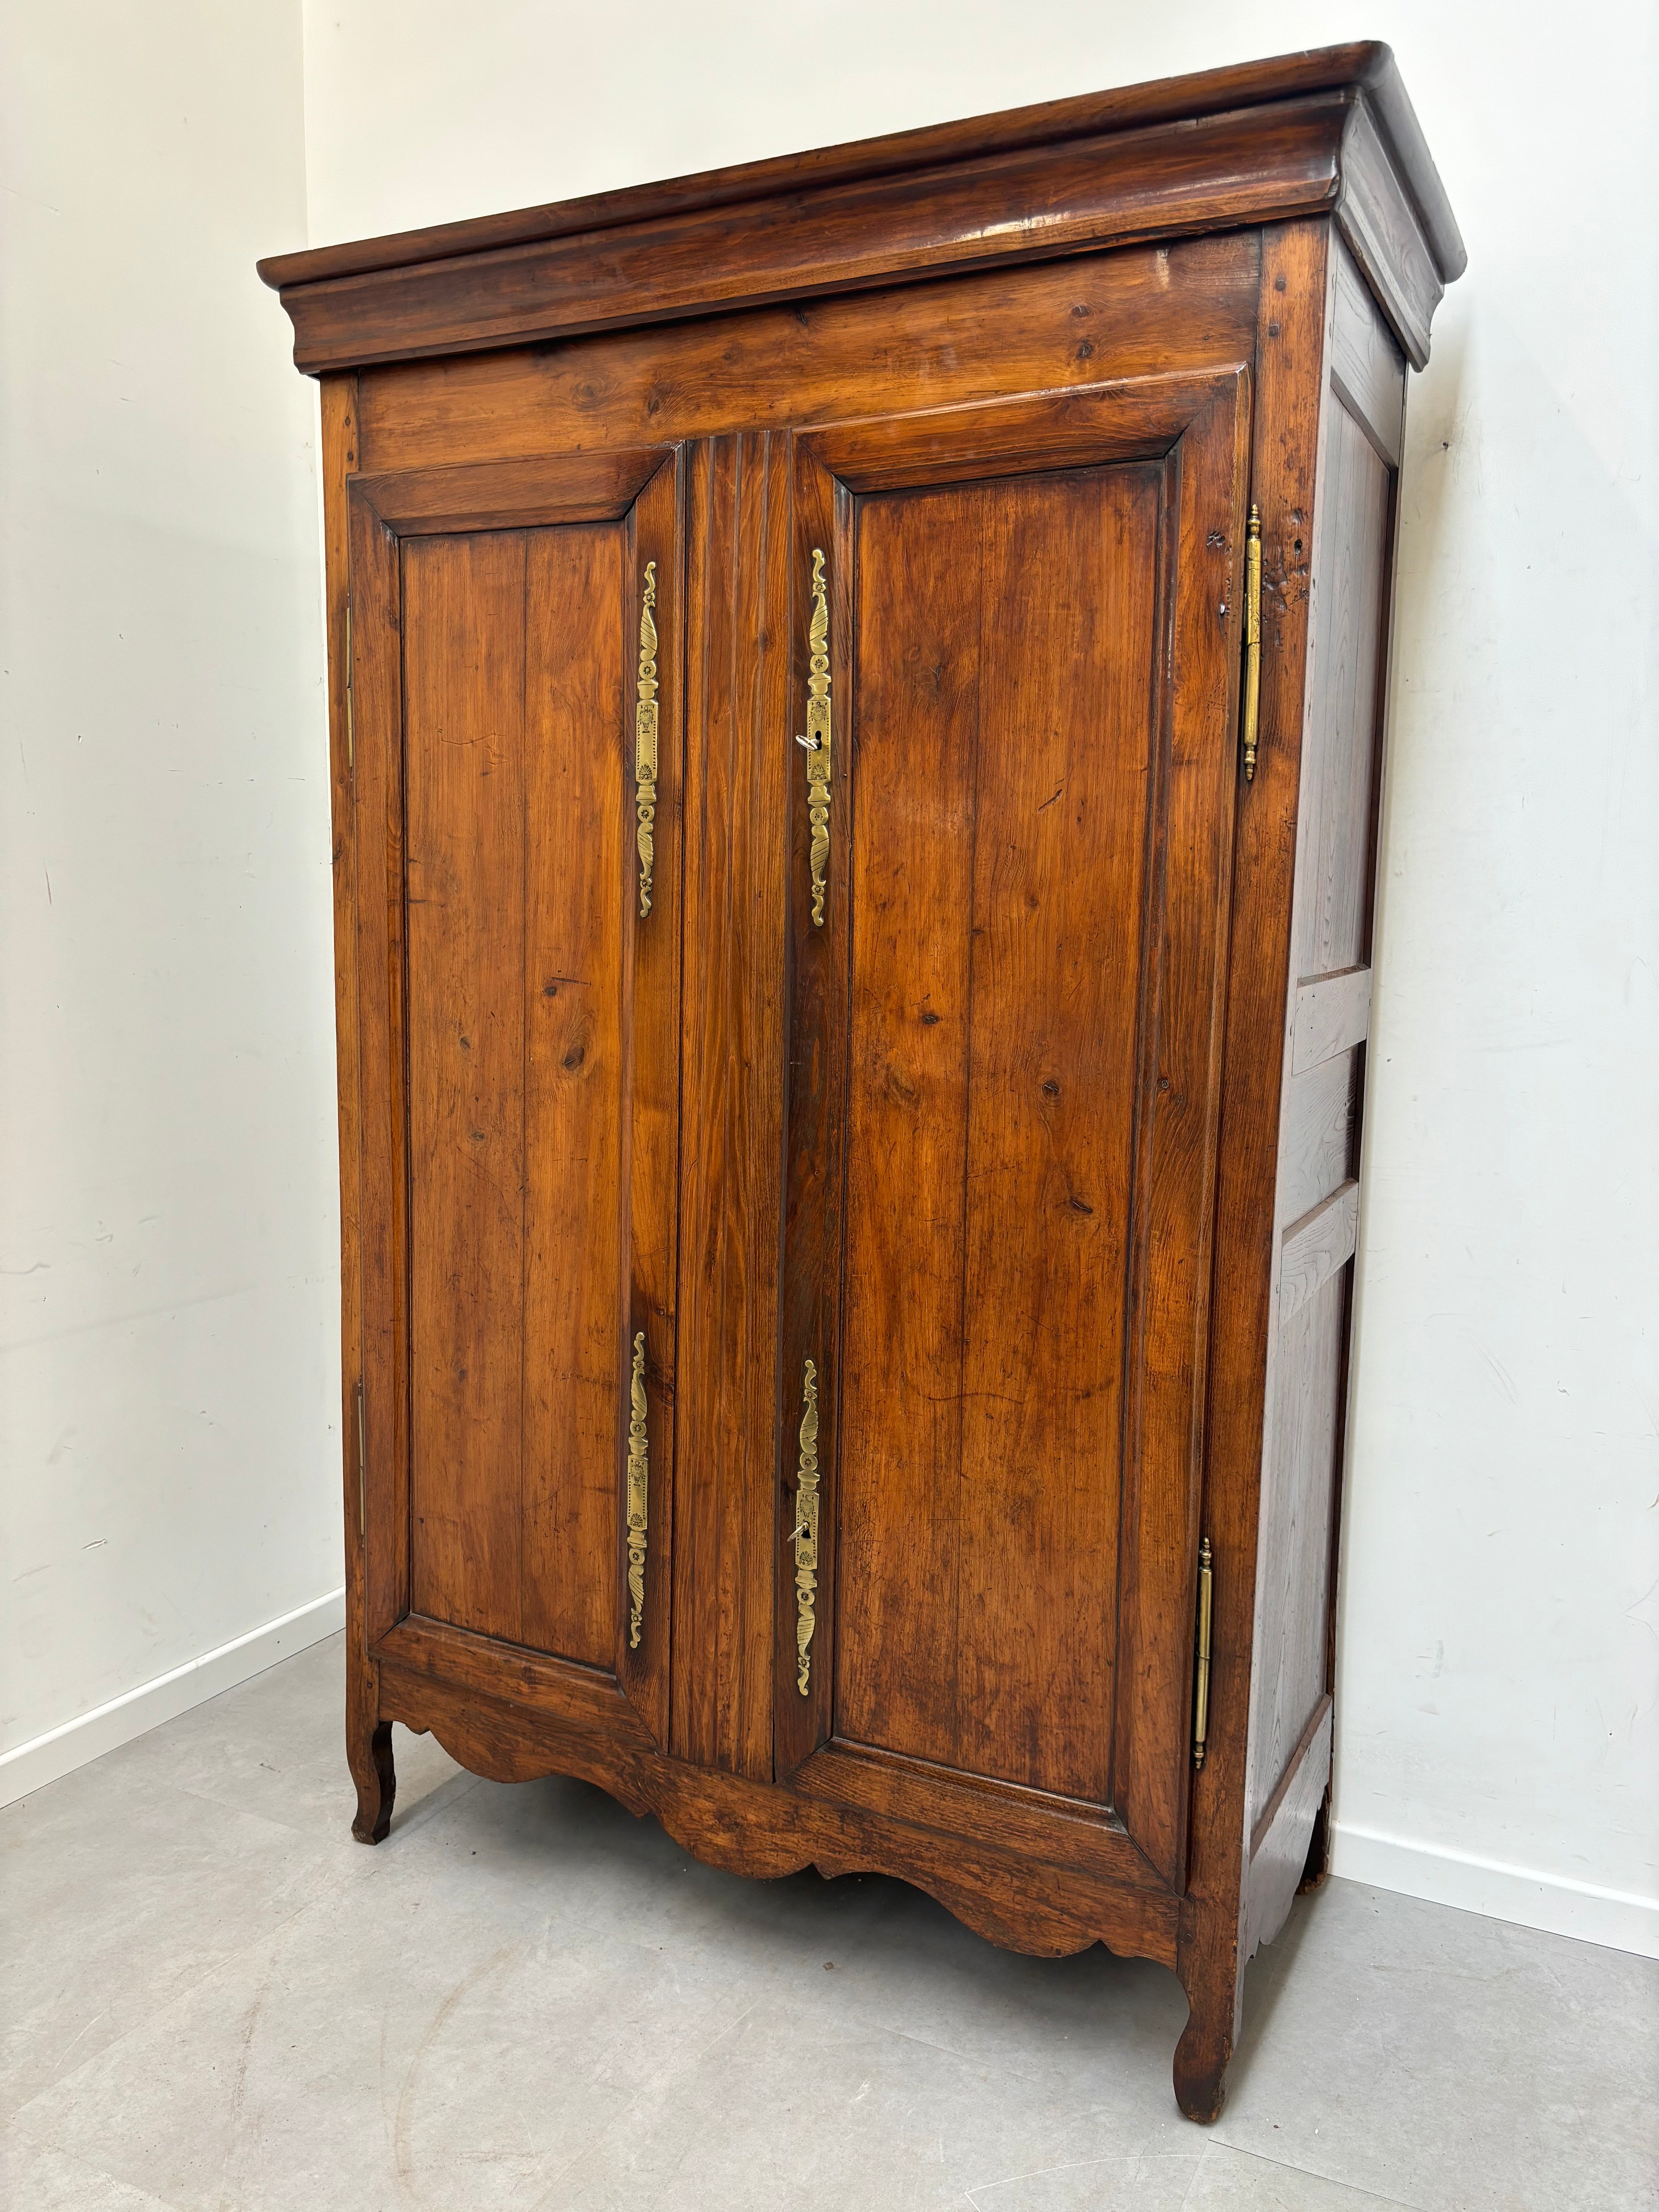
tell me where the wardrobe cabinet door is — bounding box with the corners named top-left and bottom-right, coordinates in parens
top-left (350, 449), bottom-right (682, 1748)
top-left (780, 376), bottom-right (1249, 1889)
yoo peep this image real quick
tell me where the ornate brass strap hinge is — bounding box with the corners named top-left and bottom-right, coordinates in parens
top-left (625, 1332), bottom-right (649, 1647)
top-left (790, 1359), bottom-right (821, 1692)
top-left (1192, 1536), bottom-right (1214, 1769)
top-left (794, 549), bottom-right (833, 925)
top-left (1240, 505), bottom-right (1262, 783)
top-left (635, 562), bottom-right (659, 916)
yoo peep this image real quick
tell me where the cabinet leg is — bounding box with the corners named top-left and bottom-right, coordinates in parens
top-left (349, 1718), bottom-right (395, 1844)
top-left (1173, 1964), bottom-right (1235, 2123)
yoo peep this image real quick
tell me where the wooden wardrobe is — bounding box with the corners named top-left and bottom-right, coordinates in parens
top-left (260, 41), bottom-right (1462, 2120)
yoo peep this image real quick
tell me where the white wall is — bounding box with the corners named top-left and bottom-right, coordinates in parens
top-left (0, 2), bottom-right (343, 1797)
top-left (296, 0), bottom-right (1658, 1952)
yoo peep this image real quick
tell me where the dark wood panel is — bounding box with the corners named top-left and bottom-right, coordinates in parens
top-left (795, 1741), bottom-right (1166, 1894)
top-left (672, 433), bottom-right (790, 1779)
top-left (403, 531), bottom-right (529, 1642)
top-left (519, 524), bottom-right (627, 1670)
top-left (354, 240), bottom-right (1261, 477)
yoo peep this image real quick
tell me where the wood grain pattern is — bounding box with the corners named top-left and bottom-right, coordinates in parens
top-left (354, 240), bottom-right (1259, 478)
top-left (403, 531), bottom-right (530, 1640)
top-left (1291, 963), bottom-right (1372, 1074)
top-left (365, 481), bottom-right (684, 1683)
top-left (833, 465), bottom-right (1158, 1809)
top-left (672, 432), bottom-right (790, 1779)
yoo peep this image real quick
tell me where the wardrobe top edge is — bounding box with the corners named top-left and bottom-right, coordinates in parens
top-left (258, 41), bottom-right (1464, 302)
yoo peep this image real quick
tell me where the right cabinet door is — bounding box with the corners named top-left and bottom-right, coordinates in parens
top-left (781, 373), bottom-right (1250, 1893)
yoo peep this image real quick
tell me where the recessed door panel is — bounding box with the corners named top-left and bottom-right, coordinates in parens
top-left (350, 448), bottom-right (681, 1741)
top-left (835, 467), bottom-right (1159, 1804)
top-left (780, 376), bottom-right (1249, 1884)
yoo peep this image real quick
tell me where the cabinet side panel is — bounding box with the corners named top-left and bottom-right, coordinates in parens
top-left (1246, 237), bottom-right (1405, 1927)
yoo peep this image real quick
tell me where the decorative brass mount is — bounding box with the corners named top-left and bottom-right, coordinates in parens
top-left (791, 1359), bottom-right (821, 1693)
top-left (626, 1332), bottom-right (649, 1647)
top-left (635, 562), bottom-right (659, 916)
top-left (794, 549), bottom-right (833, 925)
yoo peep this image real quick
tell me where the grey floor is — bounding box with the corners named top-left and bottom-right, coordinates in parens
top-left (2, 1637), bottom-right (1654, 2211)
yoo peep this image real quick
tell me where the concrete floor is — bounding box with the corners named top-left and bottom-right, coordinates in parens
top-left (2, 1635), bottom-right (1653, 2211)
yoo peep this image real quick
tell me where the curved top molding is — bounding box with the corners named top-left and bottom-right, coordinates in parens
top-left (260, 42), bottom-right (1464, 376)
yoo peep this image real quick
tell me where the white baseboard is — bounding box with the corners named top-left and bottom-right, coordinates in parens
top-left (0, 1588), bottom-right (347, 1811)
top-left (1331, 1819), bottom-right (1659, 1960)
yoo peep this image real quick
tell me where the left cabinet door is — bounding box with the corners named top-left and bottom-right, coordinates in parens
top-left (349, 448), bottom-right (683, 1752)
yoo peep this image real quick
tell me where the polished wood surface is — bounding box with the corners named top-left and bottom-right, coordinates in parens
top-left (279, 48), bottom-right (1462, 2127)
top-left (834, 463), bottom-right (1158, 1807)
top-left (259, 44), bottom-right (1462, 374)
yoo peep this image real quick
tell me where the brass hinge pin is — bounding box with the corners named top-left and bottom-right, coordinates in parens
top-left (1240, 506), bottom-right (1262, 782)
top-left (356, 1379), bottom-right (366, 1540)
top-left (1192, 1535), bottom-right (1214, 1769)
